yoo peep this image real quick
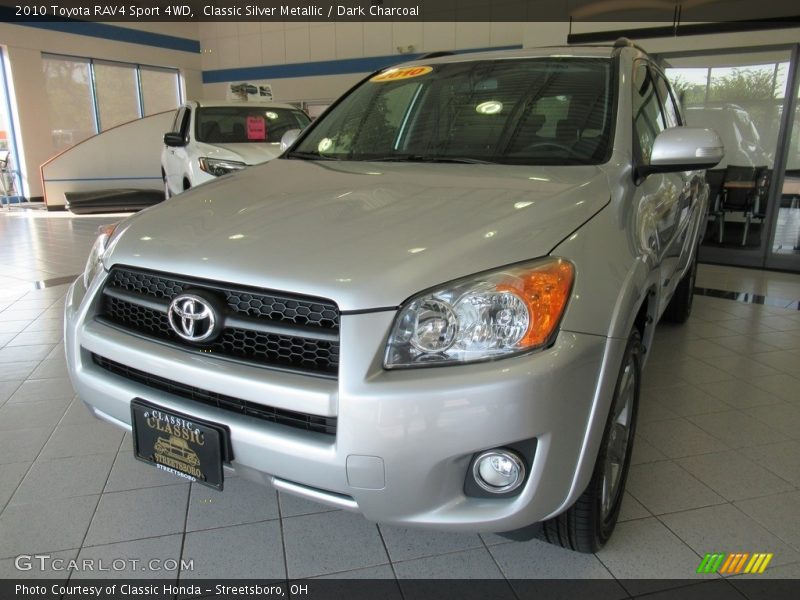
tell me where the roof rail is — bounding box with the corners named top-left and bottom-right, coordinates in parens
top-left (613, 37), bottom-right (648, 54)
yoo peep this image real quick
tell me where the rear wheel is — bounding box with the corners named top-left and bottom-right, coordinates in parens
top-left (662, 253), bottom-right (697, 324)
top-left (537, 329), bottom-right (642, 553)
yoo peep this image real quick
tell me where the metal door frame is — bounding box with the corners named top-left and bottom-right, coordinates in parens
top-left (656, 43), bottom-right (800, 273)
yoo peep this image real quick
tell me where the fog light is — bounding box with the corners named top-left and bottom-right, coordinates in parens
top-left (473, 450), bottom-right (525, 494)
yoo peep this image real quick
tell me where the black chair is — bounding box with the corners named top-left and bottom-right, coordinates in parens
top-left (719, 165), bottom-right (758, 245)
top-left (704, 170), bottom-right (725, 241)
top-left (752, 167), bottom-right (772, 221)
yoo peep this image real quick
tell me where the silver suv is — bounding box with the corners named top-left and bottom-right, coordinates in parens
top-left (65, 40), bottom-right (722, 552)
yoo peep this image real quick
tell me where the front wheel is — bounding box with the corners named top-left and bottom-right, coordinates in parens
top-left (538, 329), bottom-right (642, 553)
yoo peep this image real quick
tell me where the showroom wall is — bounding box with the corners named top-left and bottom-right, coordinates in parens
top-left (0, 21), bottom-right (202, 199)
top-left (199, 21), bottom-right (571, 103)
top-left (199, 22), bottom-right (800, 105)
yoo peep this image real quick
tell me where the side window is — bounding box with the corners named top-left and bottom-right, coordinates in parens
top-left (654, 71), bottom-right (681, 128)
top-left (632, 62), bottom-right (666, 163)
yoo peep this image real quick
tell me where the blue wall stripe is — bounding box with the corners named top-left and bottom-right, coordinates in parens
top-left (202, 45), bottom-right (523, 83)
top-left (8, 19), bottom-right (200, 54)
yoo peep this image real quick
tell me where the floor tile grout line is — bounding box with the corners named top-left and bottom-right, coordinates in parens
top-left (0, 378), bottom-right (25, 406)
top-left (587, 546), bottom-right (624, 590)
top-left (0, 392), bottom-right (74, 515)
top-left (654, 495), bottom-right (800, 578)
top-left (387, 542), bottom-right (512, 568)
top-left (373, 524), bottom-right (402, 587)
top-left (65, 427), bottom-right (128, 583)
top-left (477, 532), bottom-right (523, 599)
top-left (652, 511), bottom-right (727, 576)
top-left (683, 414), bottom-right (793, 467)
top-left (724, 452), bottom-right (800, 492)
top-left (176, 481), bottom-right (193, 583)
top-left (671, 453), bottom-right (798, 503)
top-left (275, 490), bottom-right (291, 582)
top-left (733, 502), bottom-right (800, 557)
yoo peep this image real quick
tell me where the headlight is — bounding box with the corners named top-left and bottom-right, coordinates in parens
top-left (384, 258), bottom-right (574, 368)
top-left (198, 157), bottom-right (247, 177)
top-left (82, 224), bottom-right (117, 288)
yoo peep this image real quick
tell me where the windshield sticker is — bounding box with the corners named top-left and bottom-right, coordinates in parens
top-left (371, 66), bottom-right (433, 83)
top-left (246, 116), bottom-right (266, 141)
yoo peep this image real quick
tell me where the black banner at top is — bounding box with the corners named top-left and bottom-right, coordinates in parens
top-left (1, 0), bottom-right (799, 23)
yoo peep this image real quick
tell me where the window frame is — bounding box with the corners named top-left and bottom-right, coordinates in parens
top-left (632, 59), bottom-right (670, 169)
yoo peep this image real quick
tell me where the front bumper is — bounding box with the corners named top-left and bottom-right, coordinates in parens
top-left (65, 272), bottom-right (623, 532)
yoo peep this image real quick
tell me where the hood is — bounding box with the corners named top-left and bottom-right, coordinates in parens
top-left (107, 159), bottom-right (610, 310)
top-left (200, 142), bottom-right (281, 165)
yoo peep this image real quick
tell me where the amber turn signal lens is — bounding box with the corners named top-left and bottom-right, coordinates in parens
top-left (497, 259), bottom-right (574, 348)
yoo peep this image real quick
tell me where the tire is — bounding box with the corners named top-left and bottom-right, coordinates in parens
top-left (537, 329), bottom-right (642, 553)
top-left (662, 253), bottom-right (697, 324)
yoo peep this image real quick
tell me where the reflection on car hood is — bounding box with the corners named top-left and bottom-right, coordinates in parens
top-left (108, 159), bottom-right (610, 310)
top-left (201, 143), bottom-right (282, 165)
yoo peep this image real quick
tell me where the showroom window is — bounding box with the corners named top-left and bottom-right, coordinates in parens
top-left (93, 60), bottom-right (141, 130)
top-left (42, 53), bottom-right (181, 152)
top-left (42, 55), bottom-right (97, 152)
top-left (140, 66), bottom-right (182, 116)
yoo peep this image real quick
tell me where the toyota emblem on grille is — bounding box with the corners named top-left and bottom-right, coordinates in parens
top-left (168, 294), bottom-right (218, 342)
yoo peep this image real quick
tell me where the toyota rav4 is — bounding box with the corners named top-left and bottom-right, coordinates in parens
top-left (66, 40), bottom-right (723, 552)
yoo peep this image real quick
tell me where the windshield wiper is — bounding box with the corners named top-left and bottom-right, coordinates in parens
top-left (368, 155), bottom-right (496, 164)
top-left (285, 151), bottom-right (341, 161)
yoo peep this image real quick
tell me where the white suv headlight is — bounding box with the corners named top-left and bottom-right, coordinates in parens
top-left (82, 224), bottom-right (117, 288)
top-left (384, 258), bottom-right (574, 368)
top-left (198, 157), bottom-right (247, 177)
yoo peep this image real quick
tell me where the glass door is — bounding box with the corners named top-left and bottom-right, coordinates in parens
top-left (661, 47), bottom-right (798, 272)
top-left (766, 48), bottom-right (800, 271)
top-left (0, 47), bottom-right (23, 205)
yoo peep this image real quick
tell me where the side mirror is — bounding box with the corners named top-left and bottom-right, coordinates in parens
top-left (163, 132), bottom-right (186, 147)
top-left (641, 127), bottom-right (724, 178)
top-left (280, 129), bottom-right (301, 152)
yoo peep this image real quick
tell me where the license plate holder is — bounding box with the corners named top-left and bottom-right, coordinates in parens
top-left (130, 398), bottom-right (227, 490)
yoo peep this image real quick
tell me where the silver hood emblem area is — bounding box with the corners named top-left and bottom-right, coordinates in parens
top-left (168, 294), bottom-right (218, 342)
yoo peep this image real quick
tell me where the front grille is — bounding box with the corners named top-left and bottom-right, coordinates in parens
top-left (98, 267), bottom-right (340, 378)
top-left (107, 268), bottom-right (339, 329)
top-left (92, 354), bottom-right (337, 436)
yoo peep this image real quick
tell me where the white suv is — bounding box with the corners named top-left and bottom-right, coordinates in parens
top-left (161, 100), bottom-right (311, 198)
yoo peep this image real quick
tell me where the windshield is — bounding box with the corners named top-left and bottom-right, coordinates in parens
top-left (290, 58), bottom-right (614, 164)
top-left (195, 106), bottom-right (310, 144)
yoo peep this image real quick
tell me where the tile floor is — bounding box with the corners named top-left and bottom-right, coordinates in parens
top-left (1, 210), bottom-right (799, 591)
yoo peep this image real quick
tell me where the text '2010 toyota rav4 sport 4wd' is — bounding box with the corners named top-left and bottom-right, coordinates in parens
top-left (65, 40), bottom-right (723, 552)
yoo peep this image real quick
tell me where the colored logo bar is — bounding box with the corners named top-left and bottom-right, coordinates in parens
top-left (697, 552), bottom-right (773, 574)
